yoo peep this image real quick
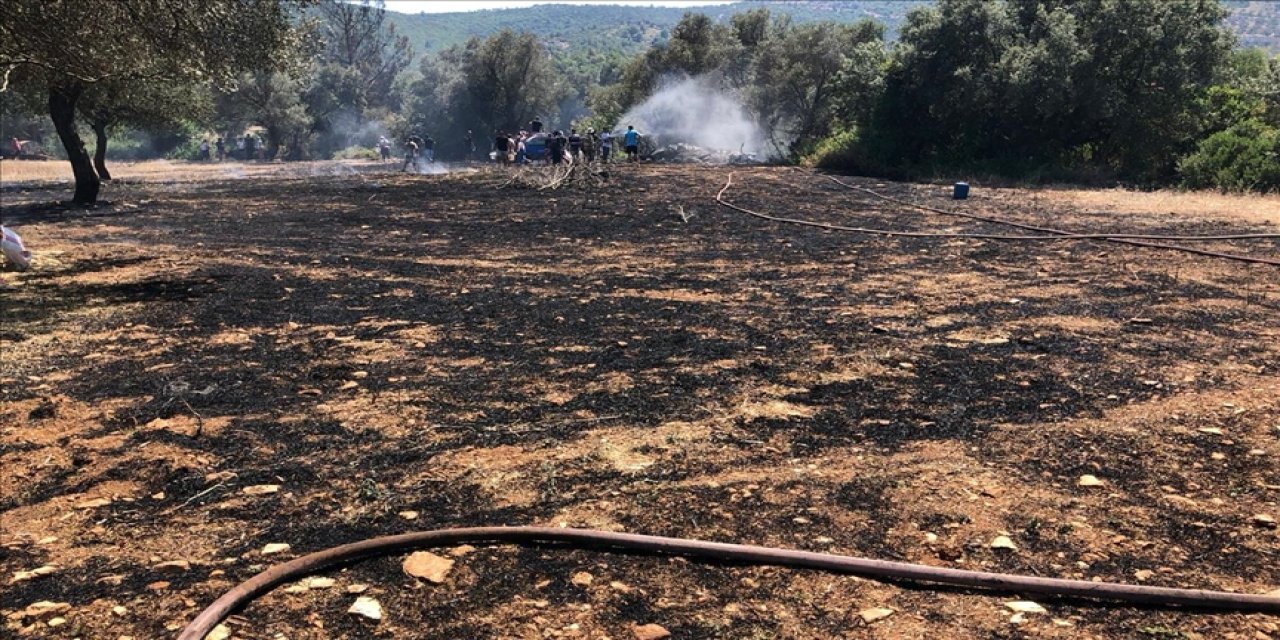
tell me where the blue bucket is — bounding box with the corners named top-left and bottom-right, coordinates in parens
top-left (953, 182), bottom-right (970, 200)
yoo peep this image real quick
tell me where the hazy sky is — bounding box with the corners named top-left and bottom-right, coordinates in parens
top-left (383, 1), bottom-right (734, 14)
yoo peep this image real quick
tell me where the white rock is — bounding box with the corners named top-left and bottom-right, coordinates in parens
top-left (261, 543), bottom-right (291, 555)
top-left (990, 535), bottom-right (1018, 550)
top-left (1004, 601), bottom-right (1047, 614)
top-left (348, 596), bottom-right (383, 621)
top-left (858, 607), bottom-right (895, 624)
top-left (1077, 475), bottom-right (1105, 487)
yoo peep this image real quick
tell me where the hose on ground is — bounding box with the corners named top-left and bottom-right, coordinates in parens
top-left (180, 526), bottom-right (1279, 639)
top-left (822, 175), bottom-right (1280, 266)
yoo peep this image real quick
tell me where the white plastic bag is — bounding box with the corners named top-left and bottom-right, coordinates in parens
top-left (1, 225), bottom-right (32, 270)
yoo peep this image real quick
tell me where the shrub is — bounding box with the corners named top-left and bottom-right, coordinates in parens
top-left (805, 127), bottom-right (902, 178)
top-left (1179, 120), bottom-right (1280, 193)
top-left (333, 145), bottom-right (380, 161)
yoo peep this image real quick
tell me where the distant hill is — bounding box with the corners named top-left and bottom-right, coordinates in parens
top-left (383, 1), bottom-right (929, 67)
top-left (1229, 0), bottom-right (1280, 50)
top-left (382, 0), bottom-right (1279, 69)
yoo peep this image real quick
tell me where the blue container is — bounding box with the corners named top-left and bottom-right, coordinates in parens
top-left (953, 182), bottom-right (970, 200)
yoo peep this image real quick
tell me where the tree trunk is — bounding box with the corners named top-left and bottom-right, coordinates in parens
top-left (92, 120), bottom-right (112, 181)
top-left (265, 126), bottom-right (282, 161)
top-left (48, 84), bottom-right (100, 205)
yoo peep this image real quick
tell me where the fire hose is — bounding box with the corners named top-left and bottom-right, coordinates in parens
top-left (823, 174), bottom-right (1280, 266)
top-left (180, 526), bottom-right (1277, 639)
top-left (712, 174), bottom-right (1280, 266)
top-left (179, 174), bottom-right (1280, 638)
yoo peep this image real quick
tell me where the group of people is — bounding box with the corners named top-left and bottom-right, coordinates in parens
top-left (198, 134), bottom-right (262, 162)
top-left (396, 134), bottom-right (436, 171)
top-left (491, 121), bottom-right (642, 166)
top-left (372, 120), bottom-right (644, 169)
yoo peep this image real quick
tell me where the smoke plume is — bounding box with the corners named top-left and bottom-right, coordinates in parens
top-left (617, 76), bottom-right (765, 153)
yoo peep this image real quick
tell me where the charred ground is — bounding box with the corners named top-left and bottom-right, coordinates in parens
top-left (2, 164), bottom-right (1278, 639)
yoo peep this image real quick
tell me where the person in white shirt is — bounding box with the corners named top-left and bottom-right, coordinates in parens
top-left (599, 130), bottom-right (612, 163)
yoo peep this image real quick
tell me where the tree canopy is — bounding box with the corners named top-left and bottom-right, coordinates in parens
top-left (0, 0), bottom-right (312, 203)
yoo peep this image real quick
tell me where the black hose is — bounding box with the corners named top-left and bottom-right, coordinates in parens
top-left (822, 175), bottom-right (1280, 266)
top-left (179, 526), bottom-right (1280, 639)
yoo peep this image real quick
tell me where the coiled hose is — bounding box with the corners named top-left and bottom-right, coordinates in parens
top-left (180, 526), bottom-right (1278, 639)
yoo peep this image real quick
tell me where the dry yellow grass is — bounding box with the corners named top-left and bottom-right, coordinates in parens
top-left (0, 158), bottom-right (387, 185)
top-left (1040, 186), bottom-right (1280, 225)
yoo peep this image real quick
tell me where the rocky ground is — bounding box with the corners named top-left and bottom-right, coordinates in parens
top-left (2, 163), bottom-right (1278, 639)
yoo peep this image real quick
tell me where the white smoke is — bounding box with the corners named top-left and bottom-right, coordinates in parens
top-left (412, 161), bottom-right (448, 175)
top-left (618, 76), bottom-right (765, 154)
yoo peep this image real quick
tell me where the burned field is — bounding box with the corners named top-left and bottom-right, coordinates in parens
top-left (2, 165), bottom-right (1279, 639)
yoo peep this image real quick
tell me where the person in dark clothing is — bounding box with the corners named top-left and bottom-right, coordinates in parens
top-left (567, 129), bottom-right (583, 161)
top-left (584, 129), bottom-right (597, 163)
top-left (494, 131), bottom-right (510, 164)
top-left (549, 130), bottom-right (568, 165)
top-left (215, 137), bottom-right (226, 161)
top-left (243, 133), bottom-right (256, 162)
top-left (463, 130), bottom-right (475, 161)
top-left (423, 135), bottom-right (435, 163)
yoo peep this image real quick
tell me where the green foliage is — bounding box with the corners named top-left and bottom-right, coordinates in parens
top-left (0, 0), bottom-right (315, 202)
top-left (333, 145), bottom-right (380, 160)
top-left (749, 20), bottom-right (886, 156)
top-left (318, 0), bottom-right (413, 110)
top-left (0, 71), bottom-right (55, 154)
top-left (807, 127), bottom-right (873, 171)
top-left (212, 1), bottom-right (410, 160)
top-left (1199, 85), bottom-right (1267, 134)
top-left (1179, 119), bottom-right (1280, 192)
top-left (219, 71), bottom-right (313, 159)
top-left (402, 30), bottom-right (566, 156)
top-left (0, 0), bottom-right (314, 89)
top-left (589, 12), bottom-right (744, 127)
top-left (381, 2), bottom-right (932, 66)
top-left (843, 0), bottom-right (1234, 183)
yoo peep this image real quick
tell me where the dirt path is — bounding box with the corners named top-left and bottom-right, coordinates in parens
top-left (3, 165), bottom-right (1278, 639)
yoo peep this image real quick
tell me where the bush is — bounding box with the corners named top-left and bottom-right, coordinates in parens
top-left (333, 145), bottom-right (380, 161)
top-left (805, 127), bottom-right (903, 178)
top-left (1179, 120), bottom-right (1280, 193)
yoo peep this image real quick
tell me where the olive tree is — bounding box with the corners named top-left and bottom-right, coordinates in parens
top-left (78, 79), bottom-right (212, 179)
top-left (0, 0), bottom-right (312, 204)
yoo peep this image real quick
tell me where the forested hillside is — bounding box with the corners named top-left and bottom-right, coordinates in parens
top-left (383, 0), bottom-right (1279, 65)
top-left (1230, 0), bottom-right (1280, 49)
top-left (382, 1), bottom-right (930, 66)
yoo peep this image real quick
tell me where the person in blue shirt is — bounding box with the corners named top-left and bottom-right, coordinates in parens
top-left (623, 125), bottom-right (640, 162)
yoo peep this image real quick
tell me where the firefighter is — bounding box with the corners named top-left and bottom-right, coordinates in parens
top-left (402, 137), bottom-right (419, 172)
top-left (584, 128), bottom-right (597, 163)
top-left (494, 131), bottom-right (511, 165)
top-left (568, 129), bottom-right (584, 162)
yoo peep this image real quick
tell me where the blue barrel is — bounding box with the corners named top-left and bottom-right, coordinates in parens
top-left (953, 182), bottom-right (970, 200)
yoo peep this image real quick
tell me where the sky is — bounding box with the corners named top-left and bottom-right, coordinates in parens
top-left (382, 1), bottom-right (734, 14)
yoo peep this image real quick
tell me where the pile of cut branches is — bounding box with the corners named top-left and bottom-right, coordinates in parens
top-left (497, 162), bottom-right (610, 191)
